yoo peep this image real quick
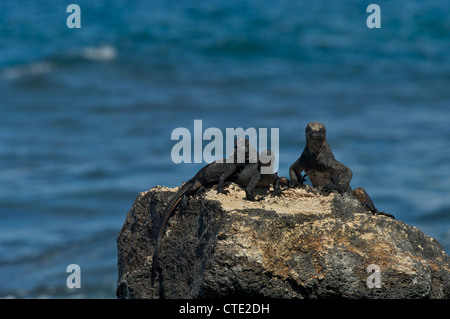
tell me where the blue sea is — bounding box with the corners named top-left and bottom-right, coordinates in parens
top-left (1, 0), bottom-right (449, 298)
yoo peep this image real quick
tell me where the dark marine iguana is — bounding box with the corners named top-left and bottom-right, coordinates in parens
top-left (234, 150), bottom-right (289, 201)
top-left (152, 142), bottom-right (289, 275)
top-left (152, 138), bottom-right (255, 274)
top-left (289, 122), bottom-right (394, 219)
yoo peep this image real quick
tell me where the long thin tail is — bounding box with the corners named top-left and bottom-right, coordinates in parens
top-left (152, 181), bottom-right (195, 275)
top-left (352, 187), bottom-right (395, 219)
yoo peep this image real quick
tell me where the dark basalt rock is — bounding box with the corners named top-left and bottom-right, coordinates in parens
top-left (116, 184), bottom-right (450, 299)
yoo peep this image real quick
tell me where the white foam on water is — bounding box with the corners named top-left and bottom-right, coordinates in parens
top-left (81, 44), bottom-right (117, 62)
top-left (1, 61), bottom-right (54, 80)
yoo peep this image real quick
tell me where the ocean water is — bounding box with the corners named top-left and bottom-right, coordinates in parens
top-left (0, 0), bottom-right (449, 298)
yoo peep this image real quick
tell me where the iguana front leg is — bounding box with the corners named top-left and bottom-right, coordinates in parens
top-left (272, 176), bottom-right (289, 196)
top-left (272, 178), bottom-right (282, 196)
top-left (217, 165), bottom-right (240, 194)
top-left (289, 159), bottom-right (306, 187)
top-left (244, 174), bottom-right (261, 201)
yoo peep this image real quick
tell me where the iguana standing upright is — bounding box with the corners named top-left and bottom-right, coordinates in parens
top-left (152, 138), bottom-right (254, 274)
top-left (289, 122), bottom-right (394, 219)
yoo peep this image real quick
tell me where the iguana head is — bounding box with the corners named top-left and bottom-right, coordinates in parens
top-left (305, 122), bottom-right (326, 154)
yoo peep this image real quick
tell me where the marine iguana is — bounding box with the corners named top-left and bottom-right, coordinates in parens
top-left (152, 138), bottom-right (255, 274)
top-left (234, 150), bottom-right (288, 201)
top-left (289, 122), bottom-right (394, 219)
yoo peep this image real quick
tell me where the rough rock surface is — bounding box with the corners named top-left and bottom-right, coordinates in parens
top-left (116, 184), bottom-right (450, 299)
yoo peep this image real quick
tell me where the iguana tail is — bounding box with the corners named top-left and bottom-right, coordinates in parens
top-left (152, 180), bottom-right (201, 275)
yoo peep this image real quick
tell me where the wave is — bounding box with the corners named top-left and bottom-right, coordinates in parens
top-left (1, 61), bottom-right (54, 80)
top-left (80, 44), bottom-right (117, 62)
top-left (1, 44), bottom-right (118, 80)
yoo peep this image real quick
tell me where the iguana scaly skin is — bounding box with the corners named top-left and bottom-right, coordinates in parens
top-left (152, 138), bottom-right (254, 274)
top-left (289, 122), bottom-right (394, 219)
top-left (234, 150), bottom-right (288, 201)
